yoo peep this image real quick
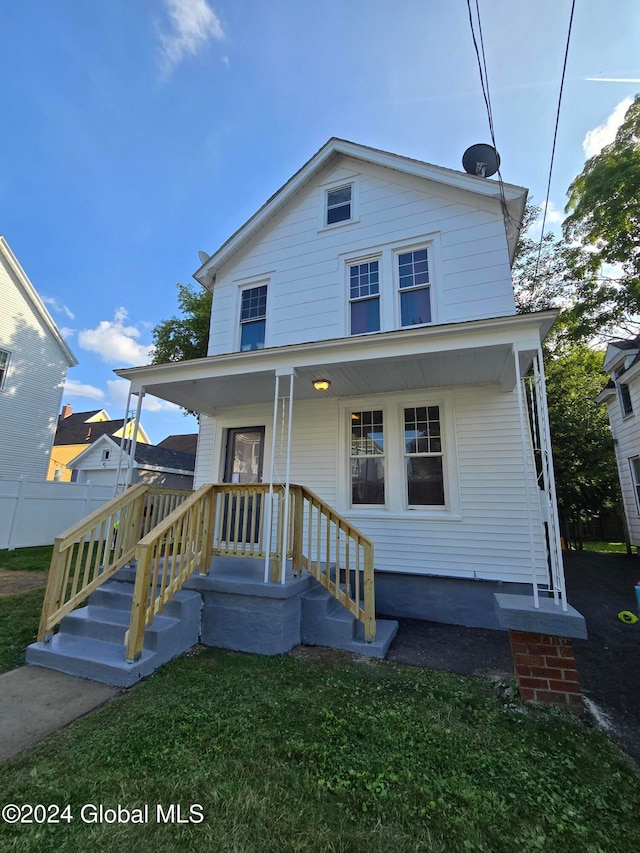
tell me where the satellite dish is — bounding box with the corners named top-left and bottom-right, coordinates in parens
top-left (462, 144), bottom-right (500, 178)
top-left (198, 250), bottom-right (210, 264)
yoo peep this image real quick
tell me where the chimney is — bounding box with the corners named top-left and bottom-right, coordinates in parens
top-left (61, 404), bottom-right (73, 419)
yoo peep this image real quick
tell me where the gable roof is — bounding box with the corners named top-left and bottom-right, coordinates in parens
top-left (54, 411), bottom-right (127, 445)
top-left (158, 433), bottom-right (199, 455)
top-left (0, 236), bottom-right (77, 367)
top-left (68, 434), bottom-right (195, 474)
top-left (193, 137), bottom-right (528, 287)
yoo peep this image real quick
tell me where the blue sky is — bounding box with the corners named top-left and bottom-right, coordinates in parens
top-left (1, 0), bottom-right (639, 443)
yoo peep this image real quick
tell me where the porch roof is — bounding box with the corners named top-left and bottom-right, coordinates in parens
top-left (116, 311), bottom-right (556, 415)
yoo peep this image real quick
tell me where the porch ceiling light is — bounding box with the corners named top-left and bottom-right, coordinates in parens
top-left (312, 379), bottom-right (331, 392)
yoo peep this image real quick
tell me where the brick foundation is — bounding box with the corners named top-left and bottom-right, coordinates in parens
top-left (508, 630), bottom-right (583, 710)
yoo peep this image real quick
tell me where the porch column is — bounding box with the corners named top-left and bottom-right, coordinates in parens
top-left (513, 347), bottom-right (540, 607)
top-left (280, 369), bottom-right (295, 584)
top-left (114, 383), bottom-right (133, 496)
top-left (264, 373), bottom-right (280, 583)
top-left (532, 347), bottom-right (568, 611)
top-left (124, 389), bottom-right (145, 489)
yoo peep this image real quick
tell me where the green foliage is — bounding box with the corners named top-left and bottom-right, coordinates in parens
top-left (1, 650), bottom-right (640, 851)
top-left (564, 93), bottom-right (640, 335)
top-left (151, 283), bottom-right (211, 365)
top-left (544, 344), bottom-right (619, 520)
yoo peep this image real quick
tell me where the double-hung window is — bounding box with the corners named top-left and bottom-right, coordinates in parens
top-left (404, 405), bottom-right (445, 505)
top-left (326, 185), bottom-right (352, 225)
top-left (0, 349), bottom-right (10, 390)
top-left (631, 458), bottom-right (640, 512)
top-left (398, 248), bottom-right (431, 327)
top-left (240, 285), bottom-right (267, 352)
top-left (615, 367), bottom-right (633, 417)
top-left (349, 260), bottom-right (380, 335)
top-left (350, 410), bottom-right (385, 505)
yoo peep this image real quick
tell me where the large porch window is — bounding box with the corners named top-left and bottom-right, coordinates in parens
top-left (350, 410), bottom-right (385, 505)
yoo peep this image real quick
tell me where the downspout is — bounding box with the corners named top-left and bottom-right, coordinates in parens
top-left (114, 383), bottom-right (133, 496)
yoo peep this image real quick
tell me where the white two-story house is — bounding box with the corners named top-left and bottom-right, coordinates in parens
top-left (115, 138), bottom-right (569, 630)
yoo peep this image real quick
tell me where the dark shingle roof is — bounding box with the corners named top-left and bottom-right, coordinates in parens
top-left (158, 434), bottom-right (198, 455)
top-left (113, 439), bottom-right (195, 472)
top-left (55, 412), bottom-right (125, 445)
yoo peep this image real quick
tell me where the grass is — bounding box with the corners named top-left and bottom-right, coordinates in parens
top-left (0, 589), bottom-right (45, 673)
top-left (580, 540), bottom-right (631, 554)
top-left (0, 648), bottom-right (639, 852)
top-left (0, 545), bottom-right (53, 571)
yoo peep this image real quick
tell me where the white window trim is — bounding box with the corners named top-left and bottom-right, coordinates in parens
top-left (614, 366), bottom-right (634, 419)
top-left (337, 390), bottom-right (461, 519)
top-left (318, 176), bottom-right (360, 232)
top-left (394, 242), bottom-right (435, 329)
top-left (233, 278), bottom-right (270, 353)
top-left (345, 252), bottom-right (383, 337)
top-left (0, 348), bottom-right (11, 391)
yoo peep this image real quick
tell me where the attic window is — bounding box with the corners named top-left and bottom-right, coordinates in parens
top-left (0, 348), bottom-right (10, 390)
top-left (326, 185), bottom-right (352, 225)
top-left (102, 449), bottom-right (111, 461)
top-left (240, 285), bottom-right (267, 351)
top-left (615, 366), bottom-right (633, 417)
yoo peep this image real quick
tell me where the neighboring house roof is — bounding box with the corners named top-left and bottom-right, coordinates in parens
top-left (158, 434), bottom-right (199, 455)
top-left (68, 434), bottom-right (196, 474)
top-left (54, 411), bottom-right (127, 445)
top-left (194, 137), bottom-right (528, 287)
top-left (0, 235), bottom-right (77, 367)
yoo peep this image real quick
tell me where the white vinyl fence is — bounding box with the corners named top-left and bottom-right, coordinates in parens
top-left (0, 478), bottom-right (114, 550)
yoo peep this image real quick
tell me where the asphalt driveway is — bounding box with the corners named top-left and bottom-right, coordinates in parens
top-left (387, 549), bottom-right (640, 763)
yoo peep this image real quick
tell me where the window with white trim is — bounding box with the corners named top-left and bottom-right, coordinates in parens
top-left (350, 410), bottom-right (385, 505)
top-left (0, 349), bottom-right (10, 390)
top-left (326, 185), bottom-right (352, 225)
top-left (404, 405), bottom-right (445, 505)
top-left (615, 366), bottom-right (633, 417)
top-left (349, 260), bottom-right (380, 335)
top-left (398, 248), bottom-right (431, 327)
top-left (631, 457), bottom-right (640, 512)
top-left (240, 285), bottom-right (267, 352)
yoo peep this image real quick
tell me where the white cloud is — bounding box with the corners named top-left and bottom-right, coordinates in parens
top-left (42, 295), bottom-right (75, 320)
top-left (64, 379), bottom-right (105, 400)
top-left (582, 97), bottom-right (633, 159)
top-left (159, 0), bottom-right (224, 72)
top-left (107, 379), bottom-right (180, 413)
top-left (78, 308), bottom-right (152, 366)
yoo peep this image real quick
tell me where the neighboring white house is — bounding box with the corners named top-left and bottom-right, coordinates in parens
top-left (68, 434), bottom-right (196, 491)
top-left (115, 138), bottom-right (568, 629)
top-left (597, 335), bottom-right (640, 547)
top-left (0, 236), bottom-right (77, 481)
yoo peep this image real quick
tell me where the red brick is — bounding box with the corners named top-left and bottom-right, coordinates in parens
top-left (549, 679), bottom-right (582, 694)
top-left (518, 676), bottom-right (551, 690)
top-left (557, 645), bottom-right (576, 659)
top-left (518, 687), bottom-right (535, 701)
top-left (512, 654), bottom-right (541, 667)
top-left (560, 669), bottom-right (580, 684)
top-left (530, 666), bottom-right (563, 680)
top-left (510, 631), bottom-right (544, 644)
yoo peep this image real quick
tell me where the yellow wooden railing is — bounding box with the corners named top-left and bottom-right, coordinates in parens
top-left (289, 485), bottom-right (376, 642)
top-left (37, 485), bottom-right (191, 642)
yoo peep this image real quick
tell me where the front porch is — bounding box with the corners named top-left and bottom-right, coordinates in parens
top-left (27, 482), bottom-right (398, 686)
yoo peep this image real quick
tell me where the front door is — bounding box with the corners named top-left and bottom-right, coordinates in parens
top-left (223, 428), bottom-right (265, 544)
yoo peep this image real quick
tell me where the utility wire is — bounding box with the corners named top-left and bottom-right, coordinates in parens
top-left (533, 0), bottom-right (576, 282)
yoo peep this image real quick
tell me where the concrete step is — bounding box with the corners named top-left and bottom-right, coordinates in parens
top-left (300, 581), bottom-right (398, 659)
top-left (26, 583), bottom-right (203, 687)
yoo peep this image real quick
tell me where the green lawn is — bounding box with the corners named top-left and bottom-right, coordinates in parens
top-left (0, 589), bottom-right (45, 673)
top-left (0, 545), bottom-right (53, 571)
top-left (0, 647), bottom-right (638, 852)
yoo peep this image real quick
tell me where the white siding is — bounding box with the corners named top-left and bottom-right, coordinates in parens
top-left (606, 377), bottom-right (640, 545)
top-left (195, 384), bottom-right (547, 585)
top-left (0, 254), bottom-right (69, 480)
top-left (208, 156), bottom-right (516, 356)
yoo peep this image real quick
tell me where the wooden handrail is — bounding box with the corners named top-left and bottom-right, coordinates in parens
top-left (37, 485), bottom-right (191, 642)
top-left (288, 485), bottom-right (376, 642)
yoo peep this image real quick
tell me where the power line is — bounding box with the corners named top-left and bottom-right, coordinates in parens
top-left (533, 0), bottom-right (576, 282)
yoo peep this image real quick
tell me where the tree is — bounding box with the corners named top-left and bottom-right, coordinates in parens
top-left (563, 93), bottom-right (640, 337)
top-left (151, 283), bottom-right (212, 364)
